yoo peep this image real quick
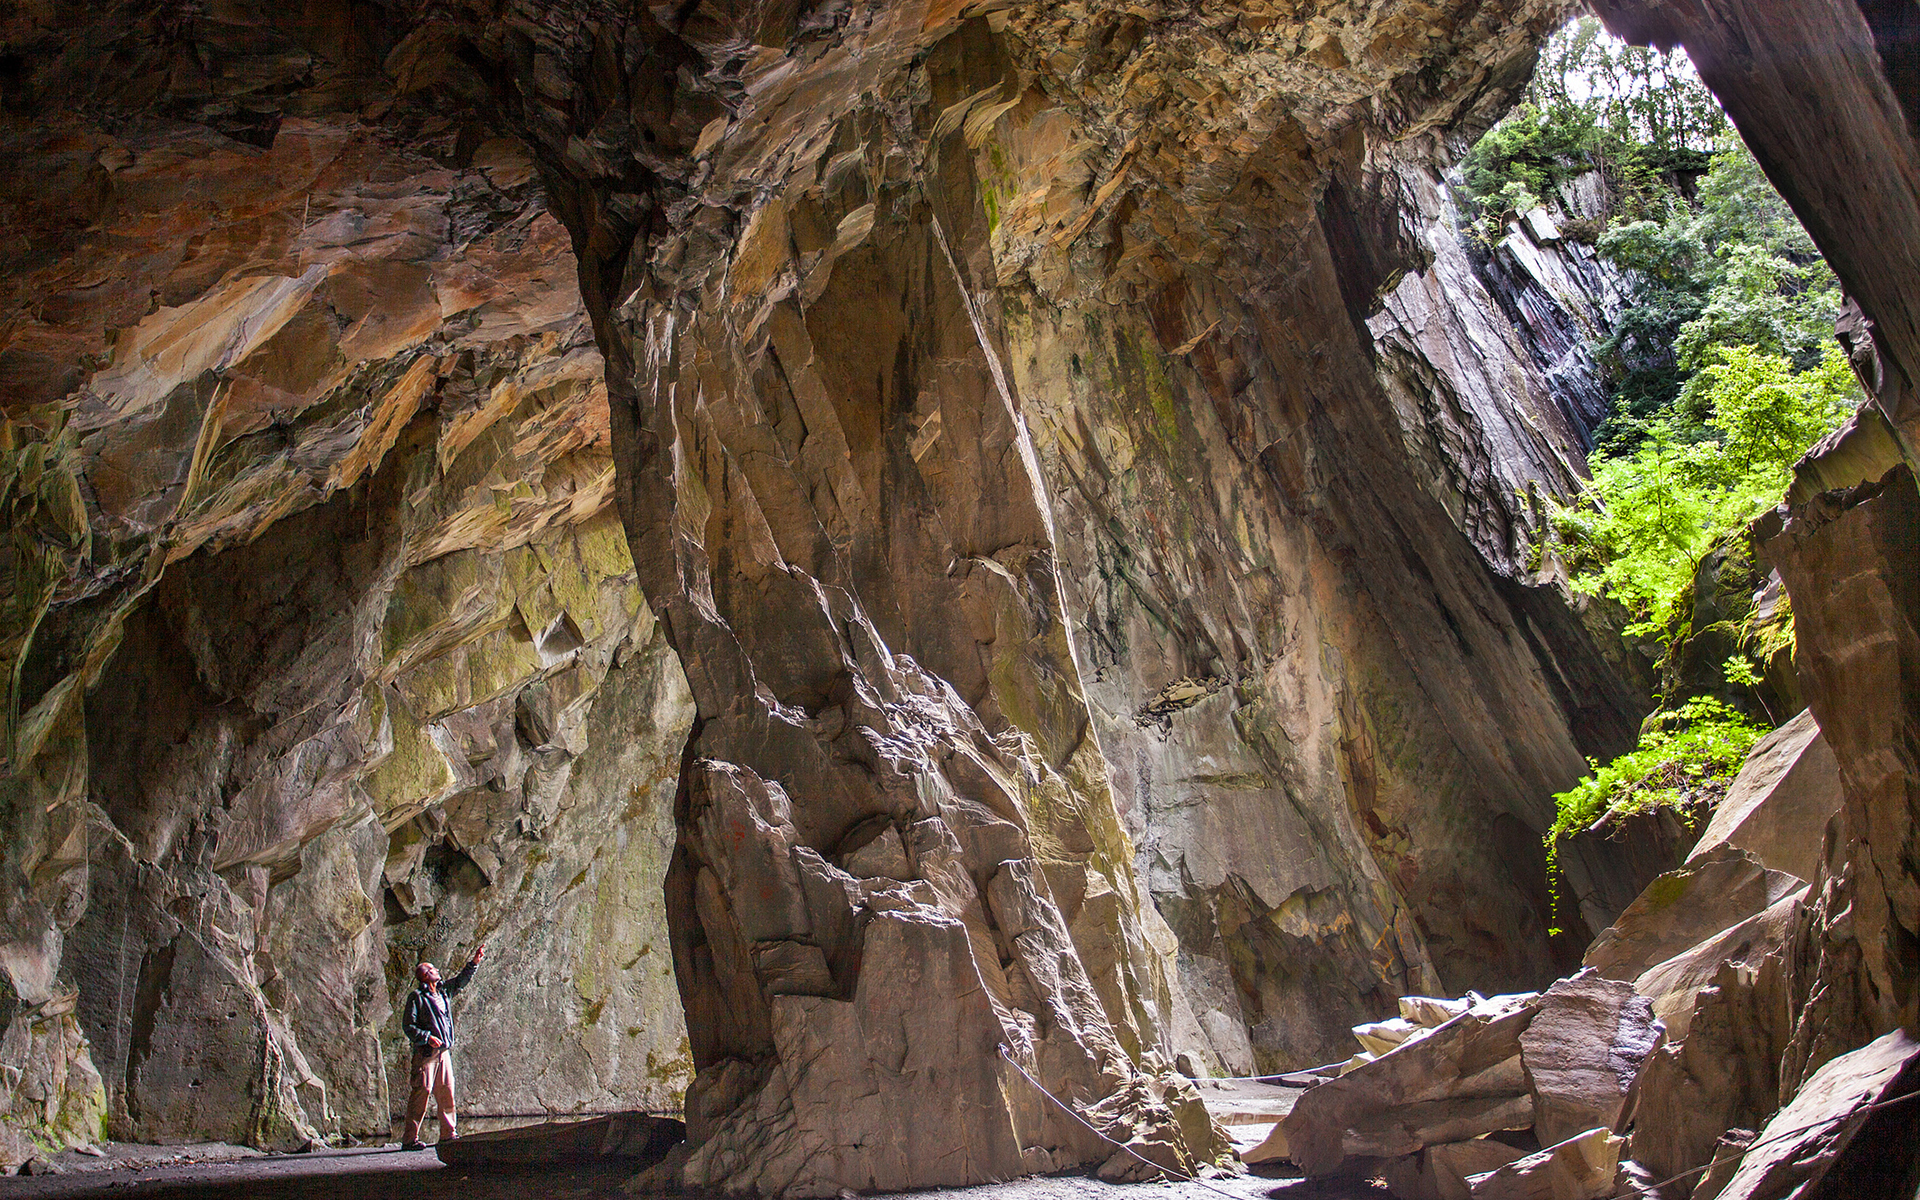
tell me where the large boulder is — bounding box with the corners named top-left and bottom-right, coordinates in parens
top-left (1584, 848), bottom-right (1805, 982)
top-left (1518, 971), bottom-right (1657, 1147)
top-left (1281, 993), bottom-right (1539, 1176)
top-left (1713, 1029), bottom-right (1920, 1200)
top-left (1632, 890), bottom-right (1805, 1041)
top-left (1624, 956), bottom-right (1792, 1198)
top-left (1382, 1138), bottom-right (1529, 1200)
top-left (1684, 709), bottom-right (1843, 885)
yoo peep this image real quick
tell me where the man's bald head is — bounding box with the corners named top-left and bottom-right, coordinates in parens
top-left (416, 961), bottom-right (440, 984)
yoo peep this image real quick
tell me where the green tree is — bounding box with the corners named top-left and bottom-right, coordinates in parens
top-left (1592, 136), bottom-right (1842, 445)
top-left (1563, 421), bottom-right (1723, 633)
top-left (1672, 244), bottom-right (1841, 376)
top-left (1460, 16), bottom-right (1727, 233)
top-left (1565, 347), bottom-right (1857, 635)
top-left (1684, 346), bottom-right (1857, 489)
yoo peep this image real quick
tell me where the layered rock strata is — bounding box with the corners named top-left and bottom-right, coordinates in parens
top-left (418, 7), bottom-right (1662, 1185)
top-left (0, 0), bottom-right (1681, 1189)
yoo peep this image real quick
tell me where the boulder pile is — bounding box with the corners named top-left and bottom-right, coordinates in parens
top-left (1268, 973), bottom-right (1649, 1200)
top-left (1263, 709), bottom-right (1919, 1200)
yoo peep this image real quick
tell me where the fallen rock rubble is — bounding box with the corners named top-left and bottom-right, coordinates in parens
top-left (1259, 706), bottom-right (1918, 1200)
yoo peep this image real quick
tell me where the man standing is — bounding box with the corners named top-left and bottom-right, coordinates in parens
top-left (399, 943), bottom-right (485, 1150)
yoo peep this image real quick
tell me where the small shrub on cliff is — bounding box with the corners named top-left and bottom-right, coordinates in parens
top-left (1550, 697), bottom-right (1765, 837)
top-left (1543, 696), bottom-right (1765, 932)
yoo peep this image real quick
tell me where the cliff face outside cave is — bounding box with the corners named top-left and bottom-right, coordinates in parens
top-left (15, 0), bottom-right (1906, 1191)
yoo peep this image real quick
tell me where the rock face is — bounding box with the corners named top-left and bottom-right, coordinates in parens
top-left (6, 0), bottom-right (1917, 1193)
top-left (1711, 1030), bottom-right (1920, 1200)
top-left (1516, 971), bottom-right (1654, 1148)
top-left (0, 24), bottom-right (694, 1163)
top-left (385, 0), bottom-right (1654, 1188)
top-left (999, 38), bottom-right (1649, 1076)
top-left (1583, 847), bottom-right (1806, 984)
top-left (0, 0), bottom-right (1674, 1188)
top-left (434, 1113), bottom-right (684, 1168)
top-left (1281, 991), bottom-right (1539, 1177)
top-left (1683, 710), bottom-right (1843, 886)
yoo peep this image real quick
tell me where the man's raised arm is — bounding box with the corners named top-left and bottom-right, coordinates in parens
top-left (444, 943), bottom-right (486, 996)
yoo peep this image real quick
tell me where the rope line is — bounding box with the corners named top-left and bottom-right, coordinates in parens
top-left (1629, 1085), bottom-right (1920, 1195)
top-left (995, 1044), bottom-right (1249, 1200)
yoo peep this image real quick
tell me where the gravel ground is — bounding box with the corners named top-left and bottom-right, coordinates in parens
top-left (1, 1144), bottom-right (1383, 1200)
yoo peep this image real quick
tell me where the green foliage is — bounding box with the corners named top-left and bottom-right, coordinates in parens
top-left (1564, 424), bottom-right (1724, 634)
top-left (1526, 18), bottom-right (1727, 157)
top-left (1459, 103), bottom-right (1603, 228)
top-left (1561, 347), bottom-right (1858, 636)
top-left (1544, 696), bottom-right (1766, 930)
top-left (1672, 244), bottom-right (1841, 377)
top-left (1683, 346), bottom-right (1857, 485)
top-left (1592, 137), bottom-right (1845, 447)
top-left (1459, 17), bottom-right (1726, 235)
top-left (1549, 697), bottom-right (1765, 839)
top-left (1472, 20), bottom-right (1861, 908)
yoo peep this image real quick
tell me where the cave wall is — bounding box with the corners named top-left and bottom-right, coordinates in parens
top-left (1003, 152), bottom-right (1642, 1072)
top-left (416, 1), bottom-right (1653, 1187)
top-left (975, 56), bottom-right (1650, 1072)
top-left (0, 0), bottom-right (1675, 1186)
top-left (0, 32), bottom-right (693, 1163)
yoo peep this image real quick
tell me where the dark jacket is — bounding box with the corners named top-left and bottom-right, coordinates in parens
top-left (403, 960), bottom-right (478, 1052)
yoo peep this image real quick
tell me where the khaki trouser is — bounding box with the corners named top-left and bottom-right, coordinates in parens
top-left (403, 1048), bottom-right (457, 1143)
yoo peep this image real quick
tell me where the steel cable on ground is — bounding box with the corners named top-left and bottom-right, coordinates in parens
top-left (995, 1044), bottom-right (1253, 1200)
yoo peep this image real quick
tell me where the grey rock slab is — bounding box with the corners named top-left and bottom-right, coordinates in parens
top-left (1427, 1139), bottom-right (1529, 1200)
top-left (1585, 847), bottom-right (1807, 982)
top-left (1466, 1128), bottom-right (1623, 1200)
top-left (1684, 708), bottom-right (1843, 885)
top-left (1624, 956), bottom-right (1791, 1192)
top-left (1633, 891), bottom-right (1805, 1041)
top-left (1517, 970), bottom-right (1657, 1147)
top-left (1382, 1138), bottom-right (1529, 1200)
top-left (1282, 994), bottom-right (1540, 1175)
top-left (1713, 1029), bottom-right (1920, 1200)
top-left (1342, 1093), bottom-right (1535, 1160)
top-left (435, 1114), bottom-right (683, 1167)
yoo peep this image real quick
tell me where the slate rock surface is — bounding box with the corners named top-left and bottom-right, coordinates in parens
top-left (1517, 970), bottom-right (1656, 1148)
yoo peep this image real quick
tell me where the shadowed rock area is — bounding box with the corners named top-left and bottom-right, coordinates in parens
top-left (2, 0), bottom-right (1918, 1196)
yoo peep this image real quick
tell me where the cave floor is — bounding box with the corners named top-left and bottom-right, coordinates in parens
top-left (3, 1144), bottom-right (1383, 1200)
